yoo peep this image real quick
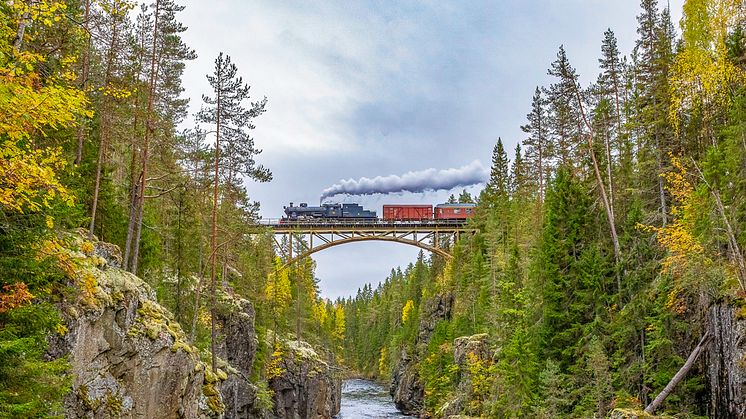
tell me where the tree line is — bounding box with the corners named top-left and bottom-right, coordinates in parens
top-left (0, 1), bottom-right (347, 416)
top-left (342, 1), bottom-right (746, 417)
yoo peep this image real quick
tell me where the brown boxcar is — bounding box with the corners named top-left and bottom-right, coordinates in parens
top-left (383, 204), bottom-right (433, 221)
top-left (434, 203), bottom-right (477, 220)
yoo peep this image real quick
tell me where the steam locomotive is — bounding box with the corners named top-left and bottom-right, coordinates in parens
top-left (283, 202), bottom-right (476, 221)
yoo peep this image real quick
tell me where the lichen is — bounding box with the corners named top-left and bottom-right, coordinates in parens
top-left (105, 392), bottom-right (123, 415)
top-left (171, 340), bottom-right (195, 354)
top-left (77, 384), bottom-right (101, 411)
top-left (202, 364), bottom-right (227, 414)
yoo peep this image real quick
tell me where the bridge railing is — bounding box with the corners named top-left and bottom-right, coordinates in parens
top-left (258, 218), bottom-right (471, 228)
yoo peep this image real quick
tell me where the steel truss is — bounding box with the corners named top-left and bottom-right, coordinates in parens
top-left (266, 220), bottom-right (475, 268)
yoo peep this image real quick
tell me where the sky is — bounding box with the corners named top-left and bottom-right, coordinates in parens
top-left (177, 0), bottom-right (684, 300)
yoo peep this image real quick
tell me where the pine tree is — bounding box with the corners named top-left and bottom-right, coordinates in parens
top-left (545, 45), bottom-right (582, 168)
top-left (522, 87), bottom-right (551, 201)
top-left (124, 0), bottom-right (195, 274)
top-left (198, 52), bottom-right (269, 370)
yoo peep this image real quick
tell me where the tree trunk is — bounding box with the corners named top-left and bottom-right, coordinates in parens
top-left (75, 0), bottom-right (91, 166)
top-left (128, 0), bottom-right (160, 274)
top-left (89, 18), bottom-right (119, 237)
top-left (210, 78), bottom-right (222, 372)
top-left (644, 331), bottom-right (712, 414)
top-left (13, 5), bottom-right (29, 51)
top-left (573, 85), bottom-right (621, 264)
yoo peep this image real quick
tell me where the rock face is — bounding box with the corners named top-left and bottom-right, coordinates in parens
top-left (438, 334), bottom-right (491, 417)
top-left (390, 348), bottom-right (424, 415)
top-left (48, 238), bottom-right (221, 418)
top-left (216, 295), bottom-right (267, 419)
top-left (705, 303), bottom-right (746, 418)
top-left (391, 292), bottom-right (454, 416)
top-left (269, 339), bottom-right (341, 419)
top-left (418, 292), bottom-right (454, 344)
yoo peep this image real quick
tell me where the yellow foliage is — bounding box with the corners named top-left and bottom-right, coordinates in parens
top-left (312, 300), bottom-right (328, 327)
top-left (80, 273), bottom-right (99, 307)
top-left (197, 308), bottom-right (212, 328)
top-left (466, 352), bottom-right (492, 411)
top-left (665, 286), bottom-right (688, 315)
top-left (0, 141), bottom-right (74, 213)
top-left (669, 0), bottom-right (744, 133)
top-left (265, 257), bottom-right (293, 318)
top-left (401, 299), bottom-right (415, 324)
top-left (333, 304), bottom-right (345, 342)
top-left (81, 241), bottom-right (94, 255)
top-left (0, 282), bottom-right (35, 313)
top-left (378, 346), bottom-right (388, 377)
top-left (638, 155), bottom-right (703, 278)
top-left (267, 344), bottom-right (285, 379)
top-left (0, 1), bottom-right (87, 221)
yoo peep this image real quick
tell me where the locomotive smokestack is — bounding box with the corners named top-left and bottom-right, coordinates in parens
top-left (319, 160), bottom-right (488, 202)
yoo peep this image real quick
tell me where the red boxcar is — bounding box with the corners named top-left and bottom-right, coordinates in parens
top-left (383, 205), bottom-right (433, 221)
top-left (434, 203), bottom-right (476, 220)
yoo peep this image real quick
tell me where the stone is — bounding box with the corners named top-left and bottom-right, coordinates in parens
top-left (453, 333), bottom-right (490, 366)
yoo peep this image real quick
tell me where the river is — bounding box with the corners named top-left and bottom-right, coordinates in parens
top-left (335, 379), bottom-right (412, 418)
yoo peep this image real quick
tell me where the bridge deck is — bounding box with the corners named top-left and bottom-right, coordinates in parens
top-left (261, 219), bottom-right (474, 233)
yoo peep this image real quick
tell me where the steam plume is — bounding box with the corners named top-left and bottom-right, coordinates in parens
top-left (320, 160), bottom-right (488, 201)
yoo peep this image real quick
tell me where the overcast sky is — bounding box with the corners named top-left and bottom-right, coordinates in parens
top-left (177, 0), bottom-right (684, 300)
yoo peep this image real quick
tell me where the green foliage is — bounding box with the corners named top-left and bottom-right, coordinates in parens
top-left (0, 303), bottom-right (70, 418)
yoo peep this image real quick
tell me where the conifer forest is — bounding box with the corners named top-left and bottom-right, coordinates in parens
top-left (1, 0), bottom-right (746, 418)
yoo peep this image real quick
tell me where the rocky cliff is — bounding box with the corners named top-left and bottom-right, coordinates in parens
top-left (268, 338), bottom-right (342, 419)
top-left (390, 292), bottom-right (454, 416)
top-left (48, 235), bottom-right (223, 418)
top-left (706, 303), bottom-right (746, 419)
top-left (215, 293), bottom-right (270, 419)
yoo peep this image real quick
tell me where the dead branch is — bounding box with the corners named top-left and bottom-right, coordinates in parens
top-left (644, 331), bottom-right (712, 414)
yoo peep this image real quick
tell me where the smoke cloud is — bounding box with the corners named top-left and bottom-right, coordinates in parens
top-left (320, 160), bottom-right (488, 201)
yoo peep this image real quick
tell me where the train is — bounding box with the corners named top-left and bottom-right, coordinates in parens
top-left (282, 202), bottom-right (476, 221)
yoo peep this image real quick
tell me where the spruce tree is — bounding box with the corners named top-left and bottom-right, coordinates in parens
top-left (510, 144), bottom-right (527, 196)
top-left (538, 167), bottom-right (607, 369)
top-left (481, 137), bottom-right (510, 206)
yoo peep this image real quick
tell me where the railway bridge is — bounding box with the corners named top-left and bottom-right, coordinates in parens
top-left (260, 219), bottom-right (476, 268)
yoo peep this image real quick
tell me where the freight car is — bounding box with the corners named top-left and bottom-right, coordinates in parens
top-left (382, 204), bottom-right (433, 221)
top-left (283, 202), bottom-right (376, 220)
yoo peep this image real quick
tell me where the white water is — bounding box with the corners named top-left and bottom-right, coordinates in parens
top-left (335, 379), bottom-right (412, 418)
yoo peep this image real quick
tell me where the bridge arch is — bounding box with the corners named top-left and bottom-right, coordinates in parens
top-left (279, 235), bottom-right (452, 270)
top-left (264, 219), bottom-right (475, 271)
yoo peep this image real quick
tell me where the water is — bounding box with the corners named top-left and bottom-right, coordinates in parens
top-left (335, 379), bottom-right (413, 418)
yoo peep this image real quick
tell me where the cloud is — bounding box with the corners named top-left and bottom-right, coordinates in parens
top-left (320, 160), bottom-right (488, 201)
